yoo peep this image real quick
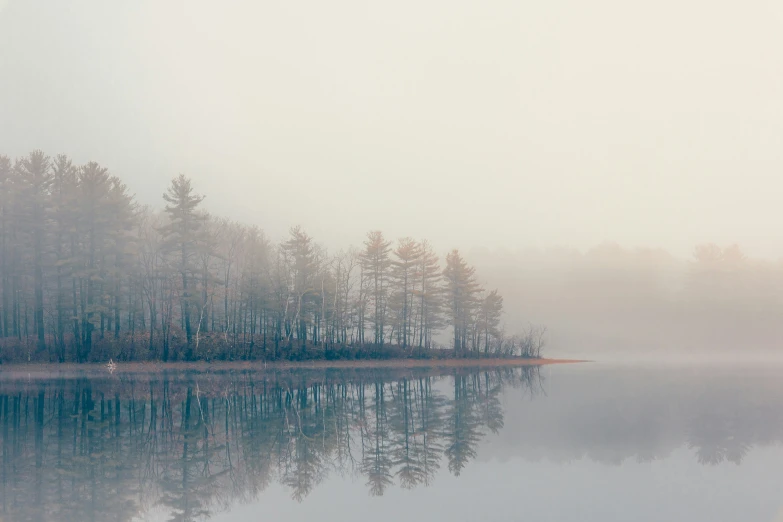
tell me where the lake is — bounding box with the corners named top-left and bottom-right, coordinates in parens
top-left (0, 361), bottom-right (781, 521)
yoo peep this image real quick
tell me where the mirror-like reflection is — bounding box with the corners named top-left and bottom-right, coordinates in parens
top-left (2, 363), bottom-right (783, 522)
top-left (0, 367), bottom-right (542, 521)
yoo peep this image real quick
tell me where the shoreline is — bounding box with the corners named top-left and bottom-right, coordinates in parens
top-left (0, 357), bottom-right (587, 376)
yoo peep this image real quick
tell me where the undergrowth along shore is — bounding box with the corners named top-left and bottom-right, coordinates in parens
top-left (0, 336), bottom-right (545, 364)
top-left (0, 358), bottom-right (584, 378)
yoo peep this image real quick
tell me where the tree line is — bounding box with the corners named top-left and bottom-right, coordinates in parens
top-left (0, 150), bottom-right (537, 363)
top-left (473, 241), bottom-right (783, 355)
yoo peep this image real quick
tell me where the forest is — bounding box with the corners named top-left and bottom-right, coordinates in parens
top-left (0, 150), bottom-right (530, 363)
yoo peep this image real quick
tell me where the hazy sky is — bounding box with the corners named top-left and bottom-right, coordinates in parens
top-left (1, 1), bottom-right (782, 257)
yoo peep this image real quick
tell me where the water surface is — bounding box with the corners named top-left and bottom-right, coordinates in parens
top-left (1, 362), bottom-right (781, 521)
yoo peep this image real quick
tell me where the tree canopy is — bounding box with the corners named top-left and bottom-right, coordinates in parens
top-left (0, 150), bottom-right (517, 363)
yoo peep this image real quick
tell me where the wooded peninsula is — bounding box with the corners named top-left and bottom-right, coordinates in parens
top-left (0, 150), bottom-right (543, 364)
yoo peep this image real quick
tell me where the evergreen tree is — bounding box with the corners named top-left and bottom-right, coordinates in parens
top-left (478, 289), bottom-right (503, 354)
top-left (0, 149), bottom-right (516, 363)
top-left (361, 231), bottom-right (391, 346)
top-left (160, 174), bottom-right (205, 358)
top-left (50, 154), bottom-right (78, 361)
top-left (14, 150), bottom-right (52, 352)
top-left (414, 240), bottom-right (443, 350)
top-left (389, 238), bottom-right (420, 348)
top-left (282, 226), bottom-right (317, 347)
top-left (443, 249), bottom-right (482, 355)
top-left (0, 155), bottom-right (13, 339)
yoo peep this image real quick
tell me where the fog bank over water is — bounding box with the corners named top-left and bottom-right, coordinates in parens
top-left (2, 1), bottom-right (783, 258)
top-left (467, 244), bottom-right (783, 358)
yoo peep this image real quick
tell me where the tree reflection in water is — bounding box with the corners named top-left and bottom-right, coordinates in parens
top-left (0, 366), bottom-right (537, 521)
top-left (3, 364), bottom-right (782, 522)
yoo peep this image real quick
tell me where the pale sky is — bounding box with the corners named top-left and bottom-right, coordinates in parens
top-left (1, 0), bottom-right (782, 257)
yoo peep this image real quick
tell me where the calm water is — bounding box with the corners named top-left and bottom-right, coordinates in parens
top-left (1, 362), bottom-right (782, 522)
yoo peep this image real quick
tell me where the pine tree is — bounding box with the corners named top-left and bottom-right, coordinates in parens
top-left (0, 155), bottom-right (12, 339)
top-left (282, 226), bottom-right (317, 346)
top-left (73, 161), bottom-right (134, 360)
top-left (242, 226), bottom-right (271, 357)
top-left (361, 231), bottom-right (391, 346)
top-left (443, 249), bottom-right (482, 355)
top-left (50, 154), bottom-right (78, 361)
top-left (160, 174), bottom-right (205, 358)
top-left (0, 148), bottom-right (513, 363)
top-left (414, 240), bottom-right (443, 350)
top-left (478, 289), bottom-right (503, 354)
top-left (15, 150), bottom-right (52, 352)
top-left (389, 238), bottom-right (420, 348)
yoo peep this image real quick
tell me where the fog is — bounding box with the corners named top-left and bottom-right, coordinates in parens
top-left (468, 244), bottom-right (783, 358)
top-left (2, 0), bottom-right (783, 257)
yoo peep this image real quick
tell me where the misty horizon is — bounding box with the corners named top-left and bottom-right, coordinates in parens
top-left (3, 143), bottom-right (771, 268)
top-left (0, 145), bottom-right (773, 264)
top-left (4, 147), bottom-right (779, 364)
top-left (2, 1), bottom-right (783, 258)
top-left (3, 2), bottom-right (783, 521)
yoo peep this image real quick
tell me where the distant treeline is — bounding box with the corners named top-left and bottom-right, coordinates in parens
top-left (0, 150), bottom-right (540, 363)
top-left (472, 242), bottom-right (783, 354)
